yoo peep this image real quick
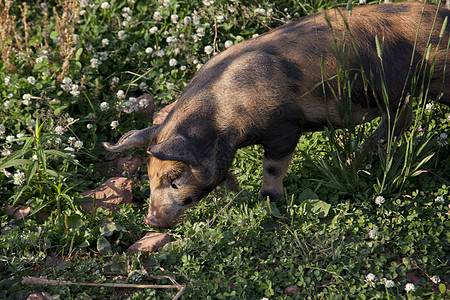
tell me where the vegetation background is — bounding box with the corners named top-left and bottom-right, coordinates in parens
top-left (0, 0), bottom-right (449, 298)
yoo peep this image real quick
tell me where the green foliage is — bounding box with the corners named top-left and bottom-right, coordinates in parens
top-left (0, 0), bottom-right (449, 299)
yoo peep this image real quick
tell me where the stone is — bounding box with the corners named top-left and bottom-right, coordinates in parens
top-left (284, 285), bottom-right (301, 297)
top-left (127, 232), bottom-right (171, 253)
top-left (80, 177), bottom-right (133, 211)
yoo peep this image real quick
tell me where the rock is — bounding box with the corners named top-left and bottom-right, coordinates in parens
top-left (27, 293), bottom-right (47, 300)
top-left (5, 205), bottom-right (31, 220)
top-left (80, 177), bottom-right (133, 211)
top-left (136, 94), bottom-right (155, 119)
top-left (127, 232), bottom-right (171, 253)
top-left (116, 155), bottom-right (143, 177)
top-left (152, 101), bottom-right (176, 126)
top-left (284, 285), bottom-right (301, 297)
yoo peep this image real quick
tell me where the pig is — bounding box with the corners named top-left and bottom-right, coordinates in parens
top-left (104, 1), bottom-right (450, 227)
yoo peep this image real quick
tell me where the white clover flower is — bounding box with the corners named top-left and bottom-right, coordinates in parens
top-left (434, 196), bottom-right (445, 204)
top-left (166, 36), bottom-right (176, 43)
top-left (169, 58), bottom-right (178, 67)
top-left (171, 14), bottom-right (179, 24)
top-left (2, 147), bottom-right (12, 157)
top-left (149, 26), bottom-right (158, 34)
top-left (13, 171), bottom-right (26, 185)
top-left (369, 229), bottom-right (379, 239)
top-left (437, 133), bottom-right (448, 146)
top-left (111, 120), bottom-right (119, 129)
top-left (426, 103), bottom-right (434, 113)
top-left (252, 34), bottom-right (259, 38)
top-left (118, 30), bottom-right (127, 40)
top-left (0, 124), bottom-right (5, 135)
top-left (139, 99), bottom-right (149, 108)
top-left (145, 47), bottom-right (154, 54)
top-left (184, 16), bottom-right (192, 25)
top-left (196, 63), bottom-right (203, 69)
top-left (255, 8), bottom-right (266, 15)
top-left (204, 45), bottom-right (214, 55)
top-left (16, 133), bottom-right (24, 145)
top-left (365, 273), bottom-right (377, 287)
top-left (203, 0), bottom-right (214, 6)
top-left (101, 2), bottom-right (110, 9)
top-left (196, 27), bottom-right (205, 37)
top-left (100, 102), bottom-right (110, 111)
top-left (116, 90), bottom-right (125, 99)
top-left (6, 136), bottom-right (15, 143)
top-left (111, 77), bottom-right (120, 85)
top-left (380, 278), bottom-right (395, 288)
top-left (167, 82), bottom-right (175, 89)
top-left (2, 168), bottom-right (13, 178)
top-left (405, 283), bottom-right (416, 293)
top-left (70, 84), bottom-right (80, 96)
top-left (375, 195), bottom-right (386, 206)
top-left (36, 56), bottom-right (48, 64)
top-left (430, 275), bottom-right (441, 284)
top-left (22, 94), bottom-right (32, 105)
top-left (54, 126), bottom-right (65, 135)
top-left (87, 124), bottom-right (93, 129)
top-left (74, 141), bottom-right (83, 150)
top-left (27, 76), bottom-right (36, 85)
top-left (102, 38), bottom-right (110, 46)
top-left (216, 15), bottom-right (224, 23)
top-left (224, 40), bottom-right (234, 49)
top-left (180, 65), bottom-right (187, 71)
top-left (156, 50), bottom-right (165, 57)
top-left (4, 76), bottom-right (11, 86)
top-left (32, 154), bottom-right (38, 160)
top-left (360, 0), bottom-right (367, 4)
top-left (122, 7), bottom-right (132, 15)
top-left (90, 58), bottom-right (101, 68)
top-left (139, 82), bottom-right (148, 91)
top-left (153, 12), bottom-right (162, 21)
top-left (61, 77), bottom-right (73, 92)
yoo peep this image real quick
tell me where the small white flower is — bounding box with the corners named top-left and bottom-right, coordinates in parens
top-left (435, 196), bottom-right (445, 204)
top-left (70, 84), bottom-right (80, 96)
top-left (365, 273), bottom-right (377, 287)
top-left (100, 102), bottom-right (110, 111)
top-left (437, 133), bottom-right (448, 146)
top-left (139, 82), bottom-right (148, 91)
top-left (156, 50), bottom-right (165, 57)
top-left (405, 283), bottom-right (416, 293)
top-left (380, 278), bottom-right (395, 288)
top-left (204, 45), bottom-right (214, 55)
top-left (149, 26), bottom-right (158, 34)
top-left (118, 30), bottom-right (127, 40)
top-left (2, 168), bottom-right (13, 178)
top-left (36, 56), bottom-right (48, 64)
top-left (116, 90), bottom-right (125, 99)
top-left (4, 76), bottom-right (11, 86)
top-left (74, 141), bottom-right (83, 150)
top-left (87, 124), bottom-right (93, 129)
top-left (180, 65), bottom-right (187, 71)
top-left (369, 229), bottom-right (379, 239)
top-left (139, 99), bottom-right (149, 108)
top-left (6, 136), bottom-right (15, 143)
top-left (54, 126), bottom-right (65, 135)
top-left (13, 171), bottom-right (26, 185)
top-left (167, 82), bottom-right (175, 89)
top-left (27, 76), bottom-right (36, 85)
top-left (145, 47), bottom-right (153, 54)
top-left (375, 195), bottom-right (386, 206)
top-left (0, 124), bottom-right (6, 135)
top-left (430, 275), bottom-right (441, 284)
top-left (101, 2), bottom-right (110, 9)
top-left (169, 58), bottom-right (178, 67)
top-left (2, 147), bottom-right (12, 157)
top-left (111, 120), bottom-right (119, 129)
top-left (171, 14), bottom-right (179, 24)
top-left (32, 154), bottom-right (38, 160)
top-left (102, 38), bottom-right (110, 46)
top-left (111, 77), bottom-right (120, 86)
top-left (224, 40), bottom-right (234, 49)
top-left (216, 15), bottom-right (224, 23)
top-left (90, 58), bottom-right (101, 68)
top-left (153, 12), bottom-right (162, 21)
top-left (426, 103), bottom-right (434, 113)
top-left (22, 94), bottom-right (32, 106)
top-left (203, 0), bottom-right (214, 6)
top-left (184, 16), bottom-right (192, 25)
top-left (16, 133), bottom-right (24, 145)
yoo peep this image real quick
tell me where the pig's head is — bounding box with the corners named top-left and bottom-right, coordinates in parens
top-left (103, 127), bottom-right (223, 228)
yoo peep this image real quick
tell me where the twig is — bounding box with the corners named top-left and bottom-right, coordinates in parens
top-left (22, 276), bottom-right (186, 300)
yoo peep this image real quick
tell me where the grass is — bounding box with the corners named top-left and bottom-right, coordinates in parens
top-left (1, 0), bottom-right (449, 299)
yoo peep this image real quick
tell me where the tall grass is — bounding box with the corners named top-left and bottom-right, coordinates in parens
top-left (308, 2), bottom-right (449, 198)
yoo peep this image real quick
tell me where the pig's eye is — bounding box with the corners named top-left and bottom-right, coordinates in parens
top-left (168, 173), bottom-right (179, 189)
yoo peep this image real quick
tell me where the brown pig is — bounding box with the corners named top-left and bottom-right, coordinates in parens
top-left (104, 2), bottom-right (450, 227)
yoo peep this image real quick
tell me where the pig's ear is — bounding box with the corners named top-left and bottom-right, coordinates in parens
top-left (103, 126), bottom-right (158, 152)
top-left (147, 136), bottom-right (199, 166)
